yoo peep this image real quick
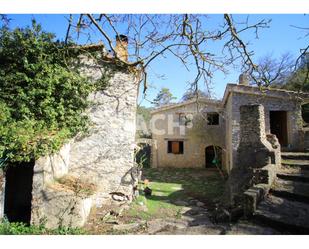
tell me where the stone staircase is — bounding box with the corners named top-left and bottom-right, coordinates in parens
top-left (252, 152), bottom-right (309, 234)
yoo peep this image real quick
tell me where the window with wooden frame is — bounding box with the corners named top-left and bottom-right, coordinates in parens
top-left (207, 112), bottom-right (219, 125)
top-left (167, 141), bottom-right (184, 154)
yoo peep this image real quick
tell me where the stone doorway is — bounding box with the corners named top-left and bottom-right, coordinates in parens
top-left (4, 161), bottom-right (34, 224)
top-left (269, 111), bottom-right (288, 147)
top-left (301, 103), bottom-right (309, 127)
top-left (205, 146), bottom-right (222, 168)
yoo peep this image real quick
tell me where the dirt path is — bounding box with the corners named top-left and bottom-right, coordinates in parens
top-left (84, 168), bottom-right (281, 235)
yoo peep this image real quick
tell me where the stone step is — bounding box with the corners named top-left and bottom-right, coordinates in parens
top-left (254, 195), bottom-right (309, 234)
top-left (270, 179), bottom-right (309, 204)
top-left (281, 152), bottom-right (309, 161)
top-left (281, 159), bottom-right (309, 169)
top-left (277, 169), bottom-right (309, 183)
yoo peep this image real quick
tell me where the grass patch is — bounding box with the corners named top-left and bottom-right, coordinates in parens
top-left (144, 168), bottom-right (225, 202)
top-left (127, 193), bottom-right (182, 220)
top-left (125, 168), bottom-right (225, 221)
top-left (0, 219), bottom-right (86, 235)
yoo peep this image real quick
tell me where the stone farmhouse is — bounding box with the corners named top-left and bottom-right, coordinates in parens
top-left (150, 77), bottom-right (309, 173)
top-left (150, 78), bottom-right (309, 228)
top-left (1, 32), bottom-right (309, 231)
top-left (0, 37), bottom-right (141, 228)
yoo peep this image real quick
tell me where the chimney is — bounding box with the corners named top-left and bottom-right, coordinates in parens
top-left (239, 73), bottom-right (249, 86)
top-left (115, 35), bottom-right (128, 62)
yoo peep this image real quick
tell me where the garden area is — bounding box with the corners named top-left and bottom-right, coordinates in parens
top-left (84, 168), bottom-right (227, 235)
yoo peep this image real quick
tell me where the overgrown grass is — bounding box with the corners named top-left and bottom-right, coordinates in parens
top-left (0, 219), bottom-right (86, 235)
top-left (125, 168), bottom-right (225, 221)
top-left (144, 168), bottom-right (225, 201)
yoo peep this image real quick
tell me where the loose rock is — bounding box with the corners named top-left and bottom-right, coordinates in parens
top-left (173, 200), bottom-right (189, 206)
top-left (196, 201), bottom-right (205, 207)
top-left (113, 223), bottom-right (141, 231)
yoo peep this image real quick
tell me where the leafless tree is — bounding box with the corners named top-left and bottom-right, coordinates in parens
top-left (242, 15), bottom-right (309, 89)
top-left (65, 14), bottom-right (271, 96)
top-left (292, 21), bottom-right (309, 69)
top-left (249, 53), bottom-right (294, 87)
top-left (0, 14), bottom-right (10, 26)
top-left (290, 16), bottom-right (309, 85)
top-left (2, 14), bottom-right (308, 93)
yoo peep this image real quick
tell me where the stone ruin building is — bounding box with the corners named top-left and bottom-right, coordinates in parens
top-left (0, 36), bottom-right (140, 228)
top-left (151, 78), bottom-right (309, 171)
top-left (150, 75), bottom-right (309, 231)
top-left (1, 32), bottom-right (309, 231)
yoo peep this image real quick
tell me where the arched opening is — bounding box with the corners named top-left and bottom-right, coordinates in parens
top-left (4, 161), bottom-right (34, 225)
top-left (205, 145), bottom-right (222, 169)
top-left (135, 143), bottom-right (151, 168)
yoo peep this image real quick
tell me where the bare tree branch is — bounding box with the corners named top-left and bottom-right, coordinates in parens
top-left (66, 14), bottom-right (271, 95)
top-left (65, 14), bottom-right (73, 44)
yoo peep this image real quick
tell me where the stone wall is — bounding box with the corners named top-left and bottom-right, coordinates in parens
top-left (224, 92), bottom-right (234, 173)
top-left (236, 105), bottom-right (276, 170)
top-left (69, 71), bottom-right (138, 204)
top-left (151, 101), bottom-right (226, 169)
top-left (30, 59), bottom-right (139, 228)
top-left (226, 91), bottom-right (303, 172)
top-left (227, 105), bottom-right (279, 207)
top-left (152, 85), bottom-right (307, 172)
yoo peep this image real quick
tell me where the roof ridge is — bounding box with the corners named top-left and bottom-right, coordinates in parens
top-left (150, 97), bottom-right (220, 114)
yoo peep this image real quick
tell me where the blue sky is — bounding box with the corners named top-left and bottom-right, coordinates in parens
top-left (5, 14), bottom-right (309, 107)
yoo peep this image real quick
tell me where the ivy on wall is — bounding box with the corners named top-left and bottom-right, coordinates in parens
top-left (0, 20), bottom-right (117, 164)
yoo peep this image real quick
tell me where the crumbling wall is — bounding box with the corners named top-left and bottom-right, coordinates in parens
top-left (227, 105), bottom-right (279, 207)
top-left (30, 142), bottom-right (81, 228)
top-left (31, 59), bottom-right (139, 228)
top-left (69, 71), bottom-right (138, 205)
top-left (227, 92), bottom-right (303, 173)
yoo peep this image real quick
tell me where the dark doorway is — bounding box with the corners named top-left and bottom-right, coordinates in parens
top-left (4, 161), bottom-right (34, 224)
top-left (205, 146), bottom-right (222, 168)
top-left (301, 103), bottom-right (309, 127)
top-left (269, 111), bottom-right (288, 147)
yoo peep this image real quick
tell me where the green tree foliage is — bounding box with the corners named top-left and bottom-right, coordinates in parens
top-left (283, 66), bottom-right (309, 125)
top-left (0, 20), bottom-right (102, 163)
top-left (281, 68), bottom-right (309, 92)
top-left (137, 106), bottom-right (152, 124)
top-left (153, 87), bottom-right (176, 107)
top-left (136, 105), bottom-right (152, 138)
top-left (181, 89), bottom-right (211, 102)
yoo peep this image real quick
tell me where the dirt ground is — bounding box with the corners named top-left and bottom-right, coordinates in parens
top-left (84, 168), bottom-right (280, 235)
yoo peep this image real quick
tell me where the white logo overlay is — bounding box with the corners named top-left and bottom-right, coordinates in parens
top-left (136, 113), bottom-right (195, 136)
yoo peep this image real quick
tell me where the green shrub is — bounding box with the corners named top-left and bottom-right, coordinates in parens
top-left (0, 20), bottom-right (110, 165)
top-left (0, 219), bottom-right (85, 235)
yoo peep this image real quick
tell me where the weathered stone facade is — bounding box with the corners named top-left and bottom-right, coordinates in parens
top-left (151, 99), bottom-right (225, 168)
top-left (227, 105), bottom-right (280, 206)
top-left (31, 67), bottom-right (138, 228)
top-left (223, 84), bottom-right (306, 173)
top-left (151, 83), bottom-right (309, 174)
top-left (150, 83), bottom-right (309, 211)
top-left (0, 51), bottom-right (139, 228)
